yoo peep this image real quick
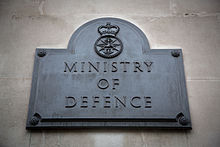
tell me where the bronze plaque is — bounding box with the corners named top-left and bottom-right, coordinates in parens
top-left (26, 18), bottom-right (191, 129)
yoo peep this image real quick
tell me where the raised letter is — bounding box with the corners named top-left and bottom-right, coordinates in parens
top-left (120, 62), bottom-right (130, 72)
top-left (130, 96), bottom-right (141, 108)
top-left (81, 62), bottom-right (85, 72)
top-left (145, 97), bottom-right (152, 108)
top-left (103, 62), bottom-right (107, 72)
top-left (115, 96), bottom-right (126, 108)
top-left (133, 62), bottom-right (143, 72)
top-left (88, 62), bottom-right (100, 72)
top-left (65, 96), bottom-right (77, 108)
top-left (112, 62), bottom-right (118, 72)
top-left (97, 79), bottom-right (109, 89)
top-left (144, 61), bottom-right (153, 72)
top-left (81, 96), bottom-right (88, 108)
top-left (104, 96), bottom-right (111, 108)
top-left (112, 79), bottom-right (119, 90)
top-left (92, 96), bottom-right (99, 108)
top-left (64, 62), bottom-right (77, 72)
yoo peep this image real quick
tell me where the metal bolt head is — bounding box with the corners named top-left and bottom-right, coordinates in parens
top-left (38, 50), bottom-right (46, 57)
top-left (179, 116), bottom-right (188, 125)
top-left (171, 50), bottom-right (180, 57)
top-left (29, 116), bottom-right (39, 126)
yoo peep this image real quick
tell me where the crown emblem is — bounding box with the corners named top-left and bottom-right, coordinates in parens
top-left (94, 22), bottom-right (123, 58)
top-left (98, 22), bottom-right (120, 36)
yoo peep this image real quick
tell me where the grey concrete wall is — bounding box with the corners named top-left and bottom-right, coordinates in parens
top-left (0, 0), bottom-right (220, 147)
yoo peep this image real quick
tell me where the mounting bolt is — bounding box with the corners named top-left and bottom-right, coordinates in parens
top-left (38, 50), bottom-right (46, 57)
top-left (179, 116), bottom-right (188, 125)
top-left (171, 50), bottom-right (180, 57)
top-left (29, 116), bottom-right (40, 126)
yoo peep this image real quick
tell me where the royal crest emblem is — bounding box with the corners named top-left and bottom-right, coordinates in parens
top-left (94, 22), bottom-right (123, 58)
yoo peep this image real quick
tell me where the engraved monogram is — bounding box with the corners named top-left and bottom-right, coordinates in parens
top-left (94, 22), bottom-right (123, 58)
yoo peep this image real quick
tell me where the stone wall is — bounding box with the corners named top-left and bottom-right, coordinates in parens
top-left (0, 0), bottom-right (219, 147)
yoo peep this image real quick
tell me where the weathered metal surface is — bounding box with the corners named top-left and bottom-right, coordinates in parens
top-left (26, 18), bottom-right (191, 129)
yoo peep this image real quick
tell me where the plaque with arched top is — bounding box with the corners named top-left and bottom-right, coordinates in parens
top-left (26, 18), bottom-right (191, 129)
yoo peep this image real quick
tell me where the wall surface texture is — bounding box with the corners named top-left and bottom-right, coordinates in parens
top-left (0, 0), bottom-right (220, 147)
